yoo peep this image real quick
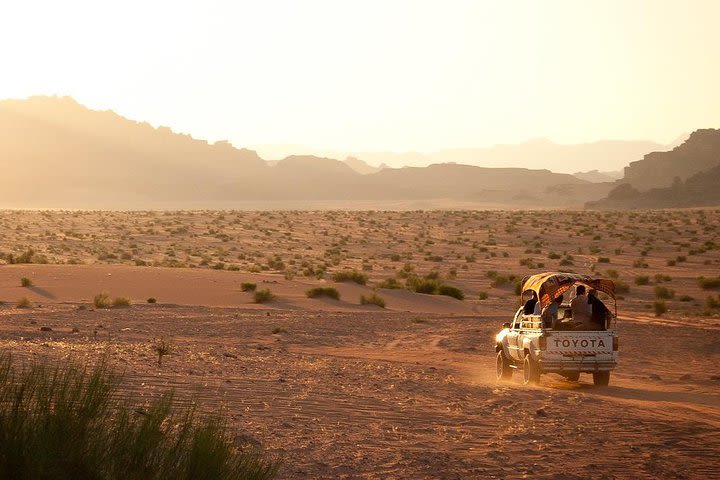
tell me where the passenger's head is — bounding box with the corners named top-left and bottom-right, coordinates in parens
top-left (555, 294), bottom-right (564, 303)
top-left (588, 288), bottom-right (597, 297)
top-left (576, 285), bottom-right (586, 295)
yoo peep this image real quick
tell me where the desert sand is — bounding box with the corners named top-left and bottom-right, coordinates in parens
top-left (1, 209), bottom-right (719, 479)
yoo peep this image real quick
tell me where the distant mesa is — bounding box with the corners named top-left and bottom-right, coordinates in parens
top-left (619, 128), bottom-right (720, 192)
top-left (587, 129), bottom-right (720, 209)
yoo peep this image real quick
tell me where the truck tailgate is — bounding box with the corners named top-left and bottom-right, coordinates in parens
top-left (546, 332), bottom-right (613, 355)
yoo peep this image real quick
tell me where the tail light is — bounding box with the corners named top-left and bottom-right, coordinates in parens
top-left (539, 335), bottom-right (547, 351)
top-left (613, 336), bottom-right (619, 351)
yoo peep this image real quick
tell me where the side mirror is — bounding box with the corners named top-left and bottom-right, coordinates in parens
top-left (503, 322), bottom-right (511, 329)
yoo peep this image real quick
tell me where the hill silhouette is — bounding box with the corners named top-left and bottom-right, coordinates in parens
top-left (587, 129), bottom-right (720, 209)
top-left (619, 129), bottom-right (720, 191)
top-left (1, 96), bottom-right (617, 209)
top-left (586, 165), bottom-right (720, 209)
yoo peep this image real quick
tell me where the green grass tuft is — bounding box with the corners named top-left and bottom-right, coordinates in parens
top-left (0, 354), bottom-right (278, 480)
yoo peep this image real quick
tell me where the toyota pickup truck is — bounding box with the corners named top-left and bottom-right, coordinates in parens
top-left (495, 272), bottom-right (619, 386)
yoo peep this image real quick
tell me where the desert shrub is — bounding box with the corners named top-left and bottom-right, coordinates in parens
top-left (20, 277), bottom-right (32, 287)
top-left (487, 272), bottom-right (514, 288)
top-left (306, 287), bottom-right (340, 300)
top-left (654, 274), bottom-right (672, 283)
top-left (241, 282), bottom-right (257, 292)
top-left (16, 297), bottom-right (31, 308)
top-left (698, 277), bottom-right (720, 290)
top-left (634, 275), bottom-right (650, 286)
top-left (271, 327), bottom-right (287, 334)
top-left (377, 278), bottom-right (403, 289)
top-left (606, 269), bottom-right (619, 279)
top-left (93, 293), bottom-right (111, 309)
top-left (706, 296), bottom-right (720, 309)
top-left (519, 258), bottom-right (536, 268)
top-left (112, 296), bottom-right (131, 308)
top-left (152, 338), bottom-right (173, 366)
top-left (408, 277), bottom-right (440, 294)
top-left (147, 297), bottom-right (157, 304)
top-left (253, 289), bottom-right (275, 304)
top-left (0, 355), bottom-right (277, 479)
top-left (597, 257), bottom-right (610, 263)
top-left (360, 293), bottom-right (386, 308)
top-left (678, 295), bottom-right (694, 302)
top-left (332, 270), bottom-right (368, 285)
top-left (653, 286), bottom-right (674, 300)
top-left (614, 281), bottom-right (631, 294)
top-left (438, 285), bottom-right (465, 300)
top-left (667, 259), bottom-right (676, 266)
top-left (478, 291), bottom-right (489, 300)
top-left (653, 300), bottom-right (667, 317)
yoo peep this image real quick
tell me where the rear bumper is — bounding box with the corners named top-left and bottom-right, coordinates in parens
top-left (538, 359), bottom-right (616, 373)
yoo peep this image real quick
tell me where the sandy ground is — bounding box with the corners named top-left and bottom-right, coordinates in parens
top-left (1, 210), bottom-right (719, 478)
top-left (0, 298), bottom-right (718, 479)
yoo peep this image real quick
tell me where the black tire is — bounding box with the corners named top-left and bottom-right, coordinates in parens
top-left (523, 354), bottom-right (540, 385)
top-left (562, 371), bottom-right (580, 382)
top-left (593, 371), bottom-right (610, 386)
top-left (496, 349), bottom-right (512, 380)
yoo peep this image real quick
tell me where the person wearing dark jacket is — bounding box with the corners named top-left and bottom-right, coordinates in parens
top-left (588, 289), bottom-right (609, 330)
top-left (523, 291), bottom-right (539, 315)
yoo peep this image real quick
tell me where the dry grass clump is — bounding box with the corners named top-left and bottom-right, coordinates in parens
top-left (253, 289), bottom-right (275, 304)
top-left (698, 276), bottom-right (720, 290)
top-left (306, 287), bottom-right (340, 300)
top-left (112, 296), bottom-right (131, 308)
top-left (360, 293), bottom-right (386, 308)
top-left (332, 270), bottom-right (368, 285)
top-left (93, 293), bottom-right (112, 309)
top-left (653, 300), bottom-right (668, 317)
top-left (16, 297), bottom-right (31, 308)
top-left (20, 277), bottom-right (32, 287)
top-left (0, 355), bottom-right (277, 479)
top-left (241, 282), bottom-right (257, 292)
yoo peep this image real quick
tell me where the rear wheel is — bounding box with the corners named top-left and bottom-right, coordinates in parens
top-left (562, 371), bottom-right (580, 382)
top-left (496, 350), bottom-right (512, 380)
top-left (593, 371), bottom-right (610, 386)
top-left (523, 354), bottom-right (540, 385)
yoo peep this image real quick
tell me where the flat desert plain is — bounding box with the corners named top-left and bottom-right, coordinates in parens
top-left (1, 209), bottom-right (719, 479)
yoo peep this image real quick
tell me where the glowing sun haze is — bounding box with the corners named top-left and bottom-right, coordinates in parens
top-left (2, 0), bottom-right (718, 159)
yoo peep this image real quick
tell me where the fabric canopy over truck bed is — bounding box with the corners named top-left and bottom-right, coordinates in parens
top-left (521, 272), bottom-right (616, 309)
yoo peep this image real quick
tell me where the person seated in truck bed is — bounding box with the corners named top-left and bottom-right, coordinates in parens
top-left (542, 294), bottom-right (564, 328)
top-left (588, 289), bottom-right (610, 330)
top-left (570, 285), bottom-right (593, 330)
top-left (523, 291), bottom-right (540, 315)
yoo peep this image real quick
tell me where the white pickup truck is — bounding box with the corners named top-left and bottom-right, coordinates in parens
top-left (495, 273), bottom-right (619, 386)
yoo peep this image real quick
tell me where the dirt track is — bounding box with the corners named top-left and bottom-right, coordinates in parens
top-left (2, 303), bottom-right (718, 479)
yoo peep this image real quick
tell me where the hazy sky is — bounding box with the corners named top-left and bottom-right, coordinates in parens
top-left (2, 0), bottom-right (718, 156)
